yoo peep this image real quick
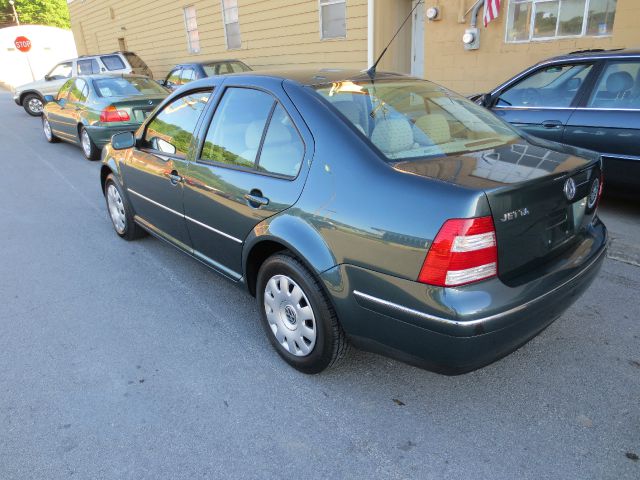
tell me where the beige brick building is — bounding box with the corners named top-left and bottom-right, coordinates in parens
top-left (68, 0), bottom-right (638, 95)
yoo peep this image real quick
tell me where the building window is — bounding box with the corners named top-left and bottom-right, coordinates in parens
top-left (221, 0), bottom-right (241, 49)
top-left (506, 0), bottom-right (617, 43)
top-left (184, 5), bottom-right (200, 53)
top-left (319, 0), bottom-right (346, 39)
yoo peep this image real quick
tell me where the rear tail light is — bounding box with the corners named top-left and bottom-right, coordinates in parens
top-left (100, 106), bottom-right (130, 123)
top-left (418, 216), bottom-right (498, 287)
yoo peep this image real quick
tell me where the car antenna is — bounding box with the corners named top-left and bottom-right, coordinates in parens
top-left (366, 0), bottom-right (423, 79)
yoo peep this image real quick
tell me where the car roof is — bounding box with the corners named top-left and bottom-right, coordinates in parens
top-left (78, 73), bottom-right (150, 81)
top-left (540, 48), bottom-right (640, 64)
top-left (173, 59), bottom-right (249, 68)
top-left (188, 68), bottom-right (412, 87)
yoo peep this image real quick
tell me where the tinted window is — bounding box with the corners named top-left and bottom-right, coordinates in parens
top-left (77, 58), bottom-right (99, 75)
top-left (101, 55), bottom-right (126, 71)
top-left (93, 77), bottom-right (167, 97)
top-left (143, 91), bottom-right (212, 157)
top-left (166, 68), bottom-right (181, 86)
top-left (200, 88), bottom-right (275, 168)
top-left (314, 79), bottom-right (520, 161)
top-left (68, 78), bottom-right (89, 103)
top-left (588, 61), bottom-right (640, 109)
top-left (497, 63), bottom-right (593, 108)
top-left (180, 68), bottom-right (196, 83)
top-left (48, 62), bottom-right (72, 79)
top-left (257, 104), bottom-right (304, 177)
top-left (229, 61), bottom-right (250, 73)
top-left (57, 79), bottom-right (74, 101)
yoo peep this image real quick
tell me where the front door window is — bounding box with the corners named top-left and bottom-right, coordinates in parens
top-left (497, 63), bottom-right (593, 108)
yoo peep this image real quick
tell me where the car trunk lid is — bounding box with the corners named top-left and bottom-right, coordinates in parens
top-left (393, 139), bottom-right (602, 282)
top-left (110, 96), bottom-right (165, 122)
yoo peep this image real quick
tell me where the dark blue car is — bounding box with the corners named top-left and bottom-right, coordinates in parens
top-left (476, 49), bottom-right (640, 192)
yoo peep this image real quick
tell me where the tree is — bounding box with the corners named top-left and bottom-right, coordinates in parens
top-left (0, 0), bottom-right (71, 29)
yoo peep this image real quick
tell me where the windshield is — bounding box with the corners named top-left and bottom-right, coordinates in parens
top-left (93, 77), bottom-right (167, 97)
top-left (313, 79), bottom-right (520, 161)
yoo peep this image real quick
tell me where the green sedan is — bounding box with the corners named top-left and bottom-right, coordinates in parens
top-left (42, 75), bottom-right (168, 160)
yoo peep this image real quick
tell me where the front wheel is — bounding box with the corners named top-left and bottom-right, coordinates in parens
top-left (256, 253), bottom-right (349, 374)
top-left (23, 93), bottom-right (43, 116)
top-left (42, 116), bottom-right (59, 143)
top-left (104, 174), bottom-right (147, 240)
top-left (80, 127), bottom-right (101, 160)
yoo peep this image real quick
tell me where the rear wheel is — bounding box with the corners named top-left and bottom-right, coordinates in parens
top-left (80, 127), bottom-right (101, 160)
top-left (256, 253), bottom-right (349, 373)
top-left (42, 116), bottom-right (59, 143)
top-left (23, 93), bottom-right (43, 116)
top-left (104, 174), bottom-right (147, 240)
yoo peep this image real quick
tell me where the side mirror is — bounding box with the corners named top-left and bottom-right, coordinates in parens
top-left (157, 79), bottom-right (167, 86)
top-left (111, 131), bottom-right (135, 150)
top-left (479, 93), bottom-right (493, 108)
top-left (43, 95), bottom-right (55, 104)
top-left (44, 74), bottom-right (52, 81)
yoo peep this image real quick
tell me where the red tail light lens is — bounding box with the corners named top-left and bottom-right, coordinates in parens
top-left (100, 106), bottom-right (130, 123)
top-left (418, 216), bottom-right (498, 287)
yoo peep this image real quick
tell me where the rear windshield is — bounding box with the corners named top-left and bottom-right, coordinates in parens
top-left (203, 61), bottom-right (251, 76)
top-left (93, 77), bottom-right (167, 97)
top-left (313, 79), bottom-right (520, 161)
top-left (123, 52), bottom-right (149, 69)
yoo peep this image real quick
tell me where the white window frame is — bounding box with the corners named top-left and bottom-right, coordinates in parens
top-left (221, 0), bottom-right (241, 50)
top-left (505, 0), bottom-right (615, 44)
top-left (183, 5), bottom-right (200, 54)
top-left (319, 0), bottom-right (347, 40)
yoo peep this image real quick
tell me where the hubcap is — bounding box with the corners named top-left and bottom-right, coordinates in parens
top-left (81, 130), bottom-right (91, 157)
top-left (106, 184), bottom-right (126, 234)
top-left (43, 118), bottom-right (52, 140)
top-left (264, 274), bottom-right (316, 357)
top-left (28, 97), bottom-right (43, 113)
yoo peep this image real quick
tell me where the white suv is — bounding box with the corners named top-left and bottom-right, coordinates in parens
top-left (13, 51), bottom-right (153, 116)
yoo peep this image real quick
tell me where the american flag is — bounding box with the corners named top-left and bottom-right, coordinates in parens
top-left (484, 0), bottom-right (501, 27)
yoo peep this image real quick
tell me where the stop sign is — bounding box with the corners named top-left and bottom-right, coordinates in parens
top-left (14, 36), bottom-right (32, 53)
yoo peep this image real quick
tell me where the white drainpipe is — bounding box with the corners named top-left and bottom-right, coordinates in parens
top-left (367, 0), bottom-right (375, 68)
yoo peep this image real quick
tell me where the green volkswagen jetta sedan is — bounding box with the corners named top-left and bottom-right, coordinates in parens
top-left (99, 69), bottom-right (607, 374)
top-left (42, 75), bottom-right (168, 160)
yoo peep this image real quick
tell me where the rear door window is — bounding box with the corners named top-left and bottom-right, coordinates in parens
top-left (77, 58), bottom-right (100, 75)
top-left (497, 63), bottom-right (594, 108)
top-left (100, 55), bottom-right (126, 71)
top-left (587, 61), bottom-right (640, 109)
top-left (180, 68), bottom-right (196, 84)
top-left (257, 104), bottom-right (304, 177)
top-left (143, 90), bottom-right (212, 157)
top-left (200, 88), bottom-right (274, 168)
top-left (68, 78), bottom-right (89, 103)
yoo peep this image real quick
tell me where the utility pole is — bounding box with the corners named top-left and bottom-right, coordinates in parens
top-left (9, 0), bottom-right (20, 25)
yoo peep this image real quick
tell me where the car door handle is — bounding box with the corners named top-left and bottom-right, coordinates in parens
top-left (244, 190), bottom-right (269, 208)
top-left (542, 120), bottom-right (563, 129)
top-left (167, 171), bottom-right (182, 185)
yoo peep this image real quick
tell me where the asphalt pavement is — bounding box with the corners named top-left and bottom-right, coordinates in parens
top-left (0, 90), bottom-right (638, 479)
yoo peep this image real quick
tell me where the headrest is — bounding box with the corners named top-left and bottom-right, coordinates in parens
top-left (606, 71), bottom-right (634, 94)
top-left (371, 118), bottom-right (414, 155)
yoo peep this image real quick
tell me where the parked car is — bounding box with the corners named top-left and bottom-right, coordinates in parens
top-left (100, 69), bottom-right (606, 374)
top-left (13, 51), bottom-right (153, 116)
top-left (159, 60), bottom-right (251, 91)
top-left (42, 74), bottom-right (168, 160)
top-left (474, 48), bottom-right (640, 192)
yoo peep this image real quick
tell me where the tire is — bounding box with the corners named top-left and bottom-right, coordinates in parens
top-left (256, 253), bottom-right (349, 374)
top-left (22, 93), bottom-right (44, 116)
top-left (80, 127), bottom-right (101, 160)
top-left (42, 116), bottom-right (59, 143)
top-left (103, 174), bottom-right (147, 240)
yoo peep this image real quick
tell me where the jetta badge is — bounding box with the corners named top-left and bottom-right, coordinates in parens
top-left (564, 178), bottom-right (576, 201)
top-left (500, 207), bottom-right (530, 222)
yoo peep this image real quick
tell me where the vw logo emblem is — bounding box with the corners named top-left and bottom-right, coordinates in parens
top-left (284, 305), bottom-right (297, 325)
top-left (563, 177), bottom-right (576, 201)
top-left (148, 100), bottom-right (153, 105)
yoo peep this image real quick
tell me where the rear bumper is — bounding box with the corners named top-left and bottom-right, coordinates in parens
top-left (321, 219), bottom-right (607, 374)
top-left (84, 124), bottom-right (142, 148)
